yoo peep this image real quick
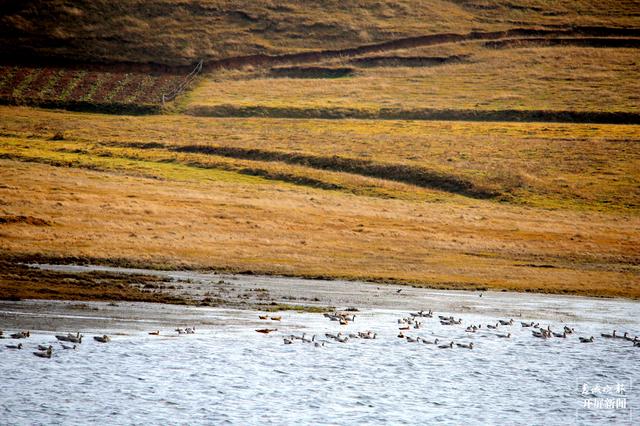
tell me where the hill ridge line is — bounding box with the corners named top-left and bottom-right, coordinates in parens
top-left (2, 26), bottom-right (639, 74)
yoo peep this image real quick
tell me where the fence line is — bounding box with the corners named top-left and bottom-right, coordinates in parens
top-left (162, 60), bottom-right (203, 105)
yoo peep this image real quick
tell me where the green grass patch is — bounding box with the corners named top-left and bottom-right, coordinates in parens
top-left (0, 137), bottom-right (270, 185)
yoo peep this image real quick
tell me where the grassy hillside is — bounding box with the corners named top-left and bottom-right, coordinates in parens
top-left (2, 106), bottom-right (638, 210)
top-left (1, 1), bottom-right (639, 66)
top-left (0, 106), bottom-right (638, 299)
top-left (0, 3), bottom-right (638, 298)
top-left (187, 46), bottom-right (640, 119)
top-left (0, 1), bottom-right (638, 113)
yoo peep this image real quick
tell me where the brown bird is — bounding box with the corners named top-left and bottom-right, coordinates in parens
top-left (148, 330), bottom-right (160, 336)
top-left (255, 328), bottom-right (277, 334)
top-left (33, 347), bottom-right (53, 358)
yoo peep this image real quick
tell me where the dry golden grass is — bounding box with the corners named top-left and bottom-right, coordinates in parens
top-left (0, 158), bottom-right (637, 298)
top-left (1, 3), bottom-right (638, 301)
top-left (0, 106), bottom-right (638, 298)
top-left (1, 106), bottom-right (638, 210)
top-left (3, 1), bottom-right (638, 65)
top-left (188, 47), bottom-right (640, 113)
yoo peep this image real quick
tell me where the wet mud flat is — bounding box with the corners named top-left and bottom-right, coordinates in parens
top-left (1, 263), bottom-right (639, 330)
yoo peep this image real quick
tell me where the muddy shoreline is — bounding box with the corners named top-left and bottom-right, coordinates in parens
top-left (3, 252), bottom-right (636, 302)
top-left (3, 262), bottom-right (639, 330)
top-left (1, 263), bottom-right (639, 335)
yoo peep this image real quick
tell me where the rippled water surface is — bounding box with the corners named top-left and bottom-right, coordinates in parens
top-left (1, 272), bottom-right (638, 425)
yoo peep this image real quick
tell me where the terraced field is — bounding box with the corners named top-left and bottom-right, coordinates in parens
top-left (187, 44), bottom-right (640, 122)
top-left (0, 65), bottom-right (189, 113)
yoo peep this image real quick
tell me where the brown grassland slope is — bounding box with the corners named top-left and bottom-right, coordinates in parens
top-left (188, 46), bottom-right (640, 115)
top-left (1, 107), bottom-right (639, 210)
top-left (184, 46), bottom-right (640, 129)
top-left (0, 1), bottom-right (639, 300)
top-left (0, 107), bottom-right (638, 299)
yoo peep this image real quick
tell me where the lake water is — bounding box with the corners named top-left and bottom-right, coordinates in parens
top-left (1, 269), bottom-right (638, 425)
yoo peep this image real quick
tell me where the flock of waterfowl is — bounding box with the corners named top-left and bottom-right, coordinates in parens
top-left (148, 327), bottom-right (196, 336)
top-left (276, 311), bottom-right (371, 346)
top-left (255, 312), bottom-right (361, 342)
top-left (395, 310), bottom-right (640, 350)
top-left (2, 308), bottom-right (638, 356)
top-left (266, 308), bottom-right (640, 350)
top-left (1, 330), bottom-right (85, 358)
top-left (0, 327), bottom-right (196, 358)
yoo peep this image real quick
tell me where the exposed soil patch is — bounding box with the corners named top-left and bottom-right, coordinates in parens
top-left (173, 145), bottom-right (498, 199)
top-left (484, 37), bottom-right (640, 49)
top-left (269, 66), bottom-right (355, 78)
top-left (0, 259), bottom-right (339, 311)
top-left (0, 215), bottom-right (51, 226)
top-left (0, 98), bottom-right (161, 115)
top-left (188, 105), bottom-right (640, 125)
top-left (349, 55), bottom-right (469, 68)
top-left (202, 27), bottom-right (640, 71)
